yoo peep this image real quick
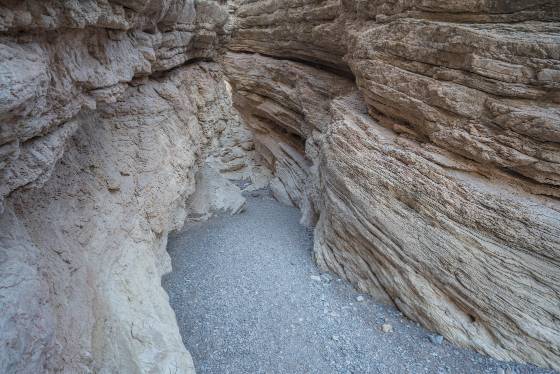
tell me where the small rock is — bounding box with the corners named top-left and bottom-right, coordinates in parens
top-left (332, 335), bottom-right (340, 341)
top-left (429, 335), bottom-right (444, 345)
top-left (356, 295), bottom-right (364, 302)
top-left (310, 275), bottom-right (322, 282)
top-left (382, 323), bottom-right (393, 333)
top-left (497, 369), bottom-right (506, 374)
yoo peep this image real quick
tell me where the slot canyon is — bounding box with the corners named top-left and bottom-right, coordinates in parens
top-left (0, 0), bottom-right (559, 373)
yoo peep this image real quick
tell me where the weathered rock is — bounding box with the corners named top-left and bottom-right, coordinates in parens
top-left (224, 35), bottom-right (560, 369)
top-left (0, 0), bottom-right (230, 213)
top-left (223, 51), bottom-right (354, 223)
top-left (382, 324), bottom-right (394, 333)
top-left (186, 164), bottom-right (247, 222)
top-left (348, 20), bottom-right (560, 188)
top-left (0, 56), bottom-right (243, 374)
top-left (430, 335), bottom-right (444, 345)
top-left (0, 1), bottom-right (266, 371)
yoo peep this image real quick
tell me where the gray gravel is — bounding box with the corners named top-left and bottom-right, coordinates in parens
top-left (162, 190), bottom-right (557, 374)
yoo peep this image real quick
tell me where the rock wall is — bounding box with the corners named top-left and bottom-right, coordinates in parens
top-left (1, 59), bottom-right (252, 373)
top-left (0, 1), bottom-right (258, 373)
top-left (0, 0), bottom-right (230, 212)
top-left (224, 0), bottom-right (560, 370)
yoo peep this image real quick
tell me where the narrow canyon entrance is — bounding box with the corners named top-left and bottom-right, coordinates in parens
top-left (162, 190), bottom-right (553, 374)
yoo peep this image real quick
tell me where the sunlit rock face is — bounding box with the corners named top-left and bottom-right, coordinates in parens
top-left (224, 0), bottom-right (560, 370)
top-left (1, 0), bottom-right (559, 372)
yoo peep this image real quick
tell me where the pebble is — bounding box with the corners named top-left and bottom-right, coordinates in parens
top-left (356, 295), bottom-right (364, 302)
top-left (382, 323), bottom-right (393, 333)
top-left (430, 335), bottom-right (444, 345)
top-left (310, 275), bottom-right (322, 282)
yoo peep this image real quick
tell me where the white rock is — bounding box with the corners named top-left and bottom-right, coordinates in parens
top-left (382, 324), bottom-right (393, 333)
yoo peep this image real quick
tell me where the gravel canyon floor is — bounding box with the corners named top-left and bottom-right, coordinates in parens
top-left (163, 191), bottom-right (556, 374)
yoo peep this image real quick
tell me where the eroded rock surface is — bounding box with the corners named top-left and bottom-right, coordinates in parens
top-left (0, 1), bottom-right (256, 372)
top-left (1, 59), bottom-right (257, 373)
top-left (224, 0), bottom-right (560, 369)
top-left (0, 0), bottom-right (229, 212)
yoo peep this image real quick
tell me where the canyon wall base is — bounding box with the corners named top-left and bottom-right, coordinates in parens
top-left (224, 50), bottom-right (560, 370)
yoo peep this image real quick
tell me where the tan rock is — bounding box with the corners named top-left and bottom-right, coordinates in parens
top-left (382, 324), bottom-right (394, 333)
top-left (0, 0), bottom-right (230, 212)
top-left (224, 47), bottom-right (560, 370)
top-left (0, 57), bottom-right (245, 372)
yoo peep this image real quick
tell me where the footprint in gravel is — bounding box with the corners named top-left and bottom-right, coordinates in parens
top-left (162, 190), bottom-right (555, 374)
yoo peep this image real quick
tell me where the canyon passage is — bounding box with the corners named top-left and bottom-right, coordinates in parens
top-left (164, 190), bottom-right (556, 374)
top-left (1, 0), bottom-right (559, 373)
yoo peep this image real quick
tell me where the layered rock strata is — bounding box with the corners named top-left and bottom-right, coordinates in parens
top-left (0, 0), bottom-right (229, 212)
top-left (224, 0), bottom-right (560, 369)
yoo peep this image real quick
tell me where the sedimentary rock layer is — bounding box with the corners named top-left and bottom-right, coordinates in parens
top-left (1, 59), bottom-right (251, 373)
top-left (0, 0), bottom-right (228, 212)
top-left (224, 0), bottom-right (560, 366)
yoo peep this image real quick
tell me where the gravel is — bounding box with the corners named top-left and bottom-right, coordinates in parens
top-left (162, 190), bottom-right (557, 374)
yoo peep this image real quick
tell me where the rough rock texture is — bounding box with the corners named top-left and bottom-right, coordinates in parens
top-left (0, 1), bottom-right (260, 371)
top-left (224, 0), bottom-right (560, 369)
top-left (0, 0), bottom-right (229, 212)
top-left (1, 60), bottom-right (254, 373)
top-left (186, 164), bottom-right (247, 222)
